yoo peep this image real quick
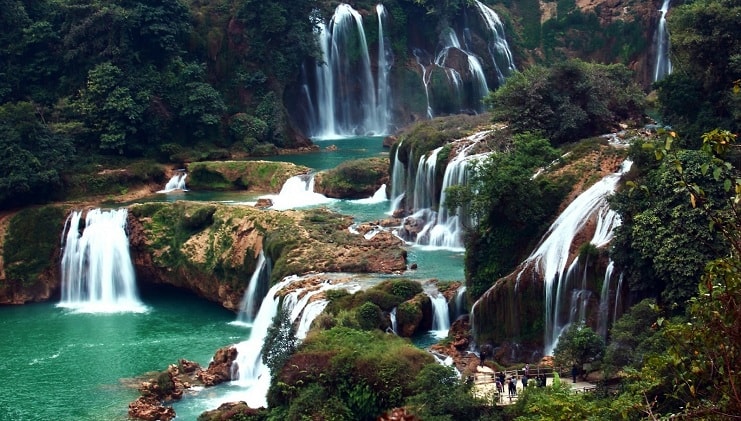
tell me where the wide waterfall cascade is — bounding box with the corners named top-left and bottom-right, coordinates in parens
top-left (413, 148), bottom-right (442, 212)
top-left (653, 0), bottom-right (673, 82)
top-left (306, 3), bottom-right (391, 138)
top-left (520, 160), bottom-right (632, 355)
top-left (59, 208), bottom-right (146, 313)
top-left (235, 251), bottom-right (271, 325)
top-left (263, 173), bottom-right (334, 211)
top-left (473, 0), bottom-right (516, 86)
top-left (158, 172), bottom-right (187, 193)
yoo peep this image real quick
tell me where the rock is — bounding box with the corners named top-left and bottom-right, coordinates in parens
top-left (198, 345), bottom-right (238, 386)
top-left (254, 198), bottom-right (273, 208)
top-left (128, 396), bottom-right (175, 421)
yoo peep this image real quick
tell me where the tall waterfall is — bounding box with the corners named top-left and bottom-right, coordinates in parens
top-left (455, 285), bottom-right (468, 318)
top-left (236, 251), bottom-right (271, 325)
top-left (306, 3), bottom-right (391, 138)
top-left (389, 142), bottom-right (407, 213)
top-left (653, 0), bottom-right (673, 82)
top-left (520, 161), bottom-right (632, 355)
top-left (58, 208), bottom-right (146, 313)
top-left (473, 0), bottom-right (516, 86)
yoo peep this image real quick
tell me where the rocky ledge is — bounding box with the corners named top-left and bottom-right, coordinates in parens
top-left (128, 346), bottom-right (239, 421)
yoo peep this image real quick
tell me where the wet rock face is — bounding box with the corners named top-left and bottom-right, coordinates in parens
top-left (128, 396), bottom-right (176, 421)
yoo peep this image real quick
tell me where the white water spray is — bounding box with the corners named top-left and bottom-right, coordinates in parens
top-left (59, 209), bottom-right (146, 313)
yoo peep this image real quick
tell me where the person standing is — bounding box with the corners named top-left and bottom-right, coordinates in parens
top-left (508, 377), bottom-right (516, 396)
top-left (571, 364), bottom-right (578, 383)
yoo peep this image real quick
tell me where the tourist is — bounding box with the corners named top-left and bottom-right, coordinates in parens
top-left (508, 377), bottom-right (516, 397)
top-left (572, 364), bottom-right (578, 383)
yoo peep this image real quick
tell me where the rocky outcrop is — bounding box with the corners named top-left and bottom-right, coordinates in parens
top-left (186, 160), bottom-right (310, 192)
top-left (198, 346), bottom-right (238, 386)
top-left (314, 157), bottom-right (390, 199)
top-left (128, 202), bottom-right (407, 310)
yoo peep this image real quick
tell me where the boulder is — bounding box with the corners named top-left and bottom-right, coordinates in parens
top-left (198, 346), bottom-right (238, 386)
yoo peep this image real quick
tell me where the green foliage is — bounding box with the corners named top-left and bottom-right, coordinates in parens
top-left (3, 206), bottom-right (67, 285)
top-left (270, 327), bottom-right (435, 420)
top-left (451, 132), bottom-right (567, 299)
top-left (315, 158), bottom-right (388, 199)
top-left (486, 59), bottom-right (645, 145)
top-left (553, 323), bottom-right (604, 372)
top-left (261, 306), bottom-right (298, 377)
top-left (356, 302), bottom-right (384, 331)
top-left (387, 279), bottom-right (424, 301)
top-left (508, 373), bottom-right (633, 420)
top-left (603, 299), bottom-right (664, 375)
top-left (611, 132), bottom-right (731, 305)
top-left (0, 102), bottom-right (73, 209)
top-left (406, 364), bottom-right (498, 421)
top-left (656, 0), bottom-right (741, 141)
top-left (155, 371), bottom-right (174, 396)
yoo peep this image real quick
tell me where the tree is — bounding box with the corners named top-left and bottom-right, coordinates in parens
top-left (261, 306), bottom-right (298, 377)
top-left (0, 101), bottom-right (73, 209)
top-left (637, 128), bottom-right (741, 418)
top-left (655, 0), bottom-right (741, 143)
top-left (485, 59), bottom-right (645, 145)
top-left (553, 323), bottom-right (605, 376)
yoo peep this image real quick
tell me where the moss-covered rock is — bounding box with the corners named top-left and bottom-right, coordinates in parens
top-left (186, 160), bottom-right (309, 192)
top-left (0, 205), bottom-right (69, 304)
top-left (314, 157), bottom-right (389, 199)
top-left (129, 202), bottom-right (407, 310)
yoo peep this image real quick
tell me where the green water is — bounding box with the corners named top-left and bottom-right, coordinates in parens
top-left (255, 136), bottom-right (389, 171)
top-left (0, 287), bottom-right (246, 421)
top-left (2, 136), bottom-right (464, 419)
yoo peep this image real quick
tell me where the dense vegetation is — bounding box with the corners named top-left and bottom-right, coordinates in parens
top-left (2, 0), bottom-right (740, 419)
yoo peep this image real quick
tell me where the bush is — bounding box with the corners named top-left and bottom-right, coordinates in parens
top-left (356, 302), bottom-right (384, 331)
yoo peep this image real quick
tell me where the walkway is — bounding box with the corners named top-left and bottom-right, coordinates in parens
top-left (470, 365), bottom-right (597, 406)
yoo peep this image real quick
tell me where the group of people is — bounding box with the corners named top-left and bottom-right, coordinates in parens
top-left (492, 363), bottom-right (550, 400)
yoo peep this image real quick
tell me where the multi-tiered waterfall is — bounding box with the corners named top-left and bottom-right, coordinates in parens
top-left (235, 251), bottom-right (271, 325)
top-left (391, 131), bottom-right (491, 250)
top-left (653, 0), bottom-right (673, 82)
top-left (58, 208), bottom-right (146, 313)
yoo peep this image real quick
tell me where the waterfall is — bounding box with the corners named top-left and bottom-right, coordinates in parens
top-left (455, 285), bottom-right (467, 318)
top-left (231, 277), bottom-right (295, 408)
top-left (597, 260), bottom-right (615, 338)
top-left (473, 0), bottom-right (516, 86)
top-left (307, 3), bottom-right (390, 138)
top-left (376, 4), bottom-right (392, 132)
top-left (353, 184), bottom-right (388, 205)
top-left (232, 275), bottom-right (359, 408)
top-left (236, 251), bottom-right (271, 325)
top-left (613, 272), bottom-right (625, 325)
top-left (427, 290), bottom-right (451, 338)
top-left (263, 174), bottom-right (333, 211)
top-left (653, 0), bottom-right (673, 82)
top-left (390, 307), bottom-right (398, 334)
top-left (58, 209), bottom-right (146, 313)
top-left (434, 28), bottom-right (489, 113)
top-left (158, 172), bottom-right (187, 193)
top-left (396, 132), bottom-right (491, 249)
top-left (413, 48), bottom-right (434, 119)
top-left (521, 161), bottom-right (632, 355)
top-left (389, 142), bottom-right (407, 213)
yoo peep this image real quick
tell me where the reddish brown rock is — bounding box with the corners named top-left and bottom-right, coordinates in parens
top-left (198, 346), bottom-right (238, 386)
top-left (128, 396), bottom-right (175, 421)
